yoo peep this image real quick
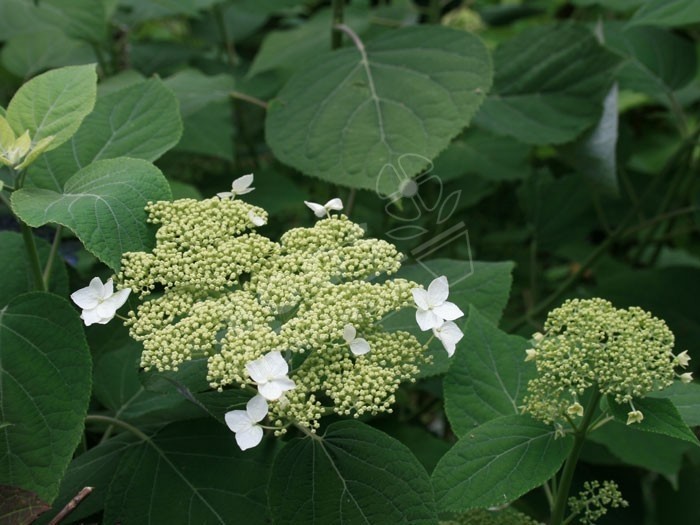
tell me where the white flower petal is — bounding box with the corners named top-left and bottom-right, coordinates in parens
top-left (224, 409), bottom-right (252, 433)
top-left (433, 301), bottom-right (464, 322)
top-left (245, 359), bottom-right (272, 384)
top-left (435, 321), bottom-right (463, 353)
top-left (343, 324), bottom-right (356, 343)
top-left (264, 351), bottom-right (289, 377)
top-left (246, 395), bottom-right (269, 422)
top-left (94, 301), bottom-right (118, 320)
top-left (80, 308), bottom-right (104, 326)
top-left (102, 278), bottom-right (115, 298)
top-left (248, 210), bottom-right (266, 226)
top-left (411, 288), bottom-right (429, 310)
top-left (231, 174), bottom-right (254, 193)
top-left (427, 276), bottom-right (449, 306)
top-left (272, 376), bottom-right (296, 394)
top-left (217, 191), bottom-right (233, 199)
top-left (304, 201), bottom-right (327, 218)
top-left (101, 287), bottom-right (131, 311)
top-left (258, 381), bottom-right (284, 401)
top-left (235, 425), bottom-right (263, 451)
top-left (416, 309), bottom-right (441, 331)
top-left (70, 286), bottom-right (100, 310)
top-left (350, 338), bottom-right (370, 356)
top-left (325, 198), bottom-right (343, 211)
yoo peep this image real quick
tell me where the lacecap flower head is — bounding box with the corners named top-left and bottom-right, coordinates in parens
top-left (116, 176), bottom-right (462, 448)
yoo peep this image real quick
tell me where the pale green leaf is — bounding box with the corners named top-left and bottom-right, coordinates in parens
top-left (269, 420), bottom-right (437, 524)
top-left (6, 64), bottom-right (97, 151)
top-left (0, 293), bottom-right (91, 503)
top-left (432, 415), bottom-right (572, 511)
top-left (474, 23), bottom-right (620, 145)
top-left (11, 158), bottom-right (171, 271)
top-left (266, 25), bottom-right (492, 193)
top-left (629, 0), bottom-right (700, 27)
top-left (27, 78), bottom-right (182, 191)
top-left (444, 307), bottom-right (535, 435)
top-left (103, 419), bottom-right (273, 524)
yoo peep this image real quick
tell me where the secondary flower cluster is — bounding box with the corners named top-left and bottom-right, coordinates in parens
top-left (568, 480), bottom-right (628, 525)
top-left (68, 175), bottom-right (466, 450)
top-left (522, 298), bottom-right (689, 426)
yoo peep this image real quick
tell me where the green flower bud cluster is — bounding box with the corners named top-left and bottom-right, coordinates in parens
top-left (522, 298), bottom-right (678, 425)
top-left (440, 508), bottom-right (540, 525)
top-left (568, 480), bottom-right (629, 524)
top-left (118, 196), bottom-right (426, 430)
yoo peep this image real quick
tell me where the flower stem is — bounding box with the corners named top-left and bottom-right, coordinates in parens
top-left (85, 414), bottom-right (150, 443)
top-left (20, 222), bottom-right (47, 292)
top-left (331, 0), bottom-right (344, 50)
top-left (550, 390), bottom-right (601, 525)
top-left (42, 225), bottom-right (62, 289)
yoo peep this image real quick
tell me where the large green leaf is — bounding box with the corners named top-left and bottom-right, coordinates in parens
top-left (268, 420), bottom-right (437, 524)
top-left (629, 0), bottom-right (700, 27)
top-left (474, 23), bottom-right (620, 145)
top-left (33, 0), bottom-right (110, 43)
top-left (444, 307), bottom-right (534, 436)
top-left (6, 64), bottom-right (97, 151)
top-left (12, 158), bottom-right (172, 271)
top-left (164, 69), bottom-right (234, 117)
top-left (0, 231), bottom-right (68, 305)
top-left (650, 382), bottom-right (700, 427)
top-left (28, 78), bottom-right (182, 191)
top-left (382, 259), bottom-right (514, 376)
top-left (266, 25), bottom-right (492, 193)
top-left (608, 396), bottom-right (699, 446)
top-left (432, 414), bottom-right (572, 512)
top-left (0, 293), bottom-right (91, 503)
top-left (603, 23), bottom-right (698, 97)
top-left (103, 419), bottom-right (273, 524)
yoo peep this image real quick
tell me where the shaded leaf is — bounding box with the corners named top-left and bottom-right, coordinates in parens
top-left (0, 293), bottom-right (91, 503)
top-left (608, 396), bottom-right (699, 445)
top-left (650, 382), bottom-right (700, 427)
top-left (269, 420), bottom-right (437, 524)
top-left (0, 485), bottom-right (50, 525)
top-left (630, 0), bottom-right (700, 27)
top-left (266, 25), bottom-right (492, 192)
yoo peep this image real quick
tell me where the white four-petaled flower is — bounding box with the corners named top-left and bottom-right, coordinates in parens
top-left (217, 173), bottom-right (254, 199)
top-left (70, 277), bottom-right (131, 326)
top-left (342, 324), bottom-right (370, 356)
top-left (224, 395), bottom-right (268, 450)
top-left (245, 351), bottom-right (296, 400)
top-left (304, 198), bottom-right (343, 218)
top-left (412, 276), bottom-right (464, 331)
top-left (248, 209), bottom-right (266, 226)
top-left (432, 321), bottom-right (463, 357)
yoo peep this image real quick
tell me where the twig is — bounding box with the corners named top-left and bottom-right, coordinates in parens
top-left (48, 487), bottom-right (94, 525)
top-left (230, 91), bottom-right (268, 110)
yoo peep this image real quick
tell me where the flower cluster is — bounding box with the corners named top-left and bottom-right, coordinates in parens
top-left (568, 480), bottom-right (629, 525)
top-left (522, 298), bottom-right (688, 426)
top-left (73, 175), bottom-right (466, 450)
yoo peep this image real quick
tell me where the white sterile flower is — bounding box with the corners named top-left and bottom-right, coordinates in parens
top-left (70, 277), bottom-right (131, 326)
top-left (245, 351), bottom-right (296, 400)
top-left (680, 372), bottom-right (694, 384)
top-left (412, 276), bottom-right (464, 331)
top-left (432, 321), bottom-right (463, 357)
top-left (524, 348), bottom-right (538, 362)
top-left (224, 395), bottom-right (268, 450)
top-left (217, 173), bottom-right (254, 199)
top-left (675, 350), bottom-right (691, 368)
top-left (248, 209), bottom-right (266, 226)
top-left (342, 324), bottom-right (370, 356)
top-left (304, 198), bottom-right (343, 218)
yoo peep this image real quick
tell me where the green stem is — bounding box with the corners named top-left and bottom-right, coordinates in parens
top-left (550, 390), bottom-right (601, 525)
top-left (331, 0), bottom-right (344, 50)
top-left (345, 188), bottom-right (357, 217)
top-left (42, 225), bottom-right (62, 290)
top-left (214, 3), bottom-right (237, 66)
top-left (20, 222), bottom-right (47, 292)
top-left (229, 90), bottom-right (268, 110)
top-left (85, 414), bottom-right (150, 442)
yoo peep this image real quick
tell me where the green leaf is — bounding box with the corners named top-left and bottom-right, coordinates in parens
top-left (650, 382), bottom-right (700, 427)
top-left (268, 420), bottom-right (437, 524)
top-left (608, 396), bottom-right (699, 446)
top-left (164, 69), bottom-right (234, 117)
top-left (103, 419), bottom-right (273, 524)
top-left (33, 0), bottom-right (110, 43)
top-left (266, 25), bottom-right (492, 193)
top-left (6, 64), bottom-right (97, 151)
top-left (560, 83), bottom-right (619, 195)
top-left (0, 30), bottom-right (95, 79)
top-left (432, 414), bottom-right (572, 512)
top-left (28, 78), bottom-right (182, 191)
top-left (474, 23), bottom-right (620, 145)
top-left (0, 485), bottom-right (50, 525)
top-left (444, 307), bottom-right (535, 436)
top-left (629, 0), bottom-right (700, 27)
top-left (38, 435), bottom-right (139, 525)
top-left (603, 23), bottom-right (698, 97)
top-left (12, 158), bottom-right (171, 271)
top-left (0, 293), bottom-right (91, 503)
top-left (589, 420), bottom-right (692, 475)
top-left (0, 231), bottom-right (68, 305)
top-left (382, 260), bottom-right (514, 377)
top-left (572, 0), bottom-right (644, 10)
